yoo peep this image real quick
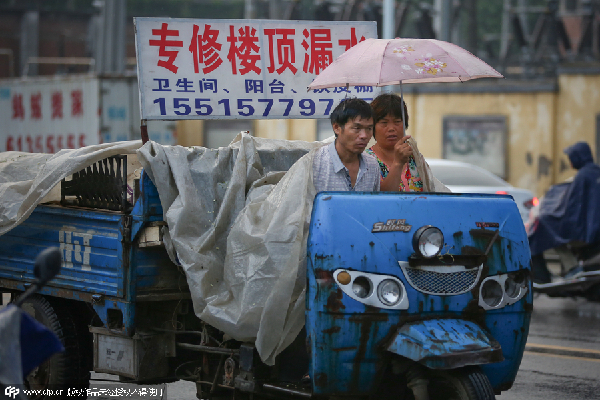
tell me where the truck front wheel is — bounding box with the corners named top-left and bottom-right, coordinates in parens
top-left (20, 295), bottom-right (91, 400)
top-left (428, 366), bottom-right (496, 400)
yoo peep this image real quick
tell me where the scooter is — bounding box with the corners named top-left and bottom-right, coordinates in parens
top-left (0, 248), bottom-right (64, 400)
top-left (527, 185), bottom-right (600, 299)
top-left (531, 242), bottom-right (600, 299)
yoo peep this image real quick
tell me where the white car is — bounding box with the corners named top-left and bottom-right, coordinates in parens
top-left (427, 159), bottom-right (538, 222)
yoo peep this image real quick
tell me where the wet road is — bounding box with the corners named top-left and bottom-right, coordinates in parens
top-left (90, 293), bottom-right (600, 399)
top-left (104, 293), bottom-right (600, 400)
top-left (497, 293), bottom-right (600, 400)
top-left (7, 290), bottom-right (599, 399)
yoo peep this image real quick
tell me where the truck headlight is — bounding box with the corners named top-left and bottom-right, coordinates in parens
top-left (481, 279), bottom-right (503, 307)
top-left (412, 225), bottom-right (444, 258)
top-left (352, 276), bottom-right (372, 298)
top-left (478, 270), bottom-right (530, 310)
top-left (333, 270), bottom-right (409, 310)
top-left (378, 279), bottom-right (402, 306)
top-left (505, 271), bottom-right (529, 299)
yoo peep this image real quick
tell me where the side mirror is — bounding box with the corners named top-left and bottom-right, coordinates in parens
top-left (34, 247), bottom-right (62, 286)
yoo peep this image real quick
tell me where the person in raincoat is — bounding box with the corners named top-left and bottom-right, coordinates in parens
top-left (529, 141), bottom-right (600, 283)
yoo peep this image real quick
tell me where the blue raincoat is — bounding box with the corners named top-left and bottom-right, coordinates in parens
top-left (529, 142), bottom-right (600, 255)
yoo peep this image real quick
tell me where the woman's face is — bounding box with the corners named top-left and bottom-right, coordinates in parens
top-left (375, 113), bottom-right (405, 149)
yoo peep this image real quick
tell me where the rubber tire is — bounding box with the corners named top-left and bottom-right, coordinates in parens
top-left (427, 366), bottom-right (496, 400)
top-left (20, 295), bottom-right (91, 400)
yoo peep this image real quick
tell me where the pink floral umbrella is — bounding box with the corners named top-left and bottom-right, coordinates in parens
top-left (308, 38), bottom-right (503, 90)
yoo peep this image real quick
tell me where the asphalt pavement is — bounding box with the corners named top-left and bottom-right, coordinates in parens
top-left (497, 293), bottom-right (600, 399)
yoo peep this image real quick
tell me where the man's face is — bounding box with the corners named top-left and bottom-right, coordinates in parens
top-left (333, 116), bottom-right (374, 155)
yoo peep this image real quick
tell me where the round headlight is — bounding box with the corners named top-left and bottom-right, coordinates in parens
top-left (412, 226), bottom-right (444, 258)
top-left (352, 276), bottom-right (372, 298)
top-left (378, 279), bottom-right (402, 306)
top-left (504, 276), bottom-right (521, 298)
top-left (481, 279), bottom-right (503, 307)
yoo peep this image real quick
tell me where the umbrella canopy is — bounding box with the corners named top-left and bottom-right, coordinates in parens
top-left (308, 38), bottom-right (503, 90)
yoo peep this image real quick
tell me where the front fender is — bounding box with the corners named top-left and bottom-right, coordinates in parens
top-left (386, 319), bottom-right (504, 369)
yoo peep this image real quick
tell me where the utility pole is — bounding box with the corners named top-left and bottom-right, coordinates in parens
top-left (245, 0), bottom-right (254, 19)
top-left (383, 0), bottom-right (396, 39)
top-left (464, 0), bottom-right (478, 53)
top-left (20, 11), bottom-right (39, 76)
top-left (96, 0), bottom-right (126, 74)
top-left (434, 0), bottom-right (452, 42)
top-left (269, 0), bottom-right (280, 19)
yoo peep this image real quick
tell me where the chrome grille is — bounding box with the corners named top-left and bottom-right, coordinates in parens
top-left (400, 264), bottom-right (482, 295)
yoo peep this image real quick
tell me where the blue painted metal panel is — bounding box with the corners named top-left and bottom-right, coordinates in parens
top-left (133, 246), bottom-right (188, 294)
top-left (306, 192), bottom-right (532, 395)
top-left (0, 169), bottom-right (183, 336)
top-left (131, 171), bottom-right (164, 239)
top-left (128, 172), bottom-right (187, 296)
top-left (0, 205), bottom-right (125, 297)
top-left (386, 319), bottom-right (502, 369)
top-left (480, 307), bottom-right (532, 390)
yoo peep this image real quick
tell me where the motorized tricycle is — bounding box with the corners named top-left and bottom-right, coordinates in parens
top-left (306, 190), bottom-right (531, 400)
top-left (0, 148), bottom-right (532, 400)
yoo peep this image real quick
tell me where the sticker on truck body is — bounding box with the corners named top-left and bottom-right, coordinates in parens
top-left (476, 222), bottom-right (499, 228)
top-left (372, 219), bottom-right (412, 233)
top-left (59, 229), bottom-right (93, 271)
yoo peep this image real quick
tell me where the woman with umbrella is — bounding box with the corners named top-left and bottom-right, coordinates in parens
top-left (365, 93), bottom-right (424, 192)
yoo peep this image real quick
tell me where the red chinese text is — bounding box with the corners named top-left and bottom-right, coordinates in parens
top-left (264, 28), bottom-right (298, 75)
top-left (227, 25), bottom-right (261, 75)
top-left (71, 90), bottom-right (83, 116)
top-left (149, 23), bottom-right (184, 73)
top-left (30, 93), bottom-right (42, 119)
top-left (189, 24), bottom-right (223, 74)
top-left (339, 27), bottom-right (366, 51)
top-left (51, 91), bottom-right (63, 119)
top-left (12, 94), bottom-right (24, 120)
top-left (6, 134), bottom-right (86, 153)
top-left (302, 28), bottom-right (333, 74)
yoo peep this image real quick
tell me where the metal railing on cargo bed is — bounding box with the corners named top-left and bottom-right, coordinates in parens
top-left (61, 155), bottom-right (131, 212)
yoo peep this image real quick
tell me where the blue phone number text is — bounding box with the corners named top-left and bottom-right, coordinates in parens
top-left (152, 97), bottom-right (373, 117)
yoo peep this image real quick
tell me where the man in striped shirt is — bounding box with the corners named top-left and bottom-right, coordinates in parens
top-left (312, 98), bottom-right (380, 192)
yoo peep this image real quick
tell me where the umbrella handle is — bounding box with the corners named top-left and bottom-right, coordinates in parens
top-left (400, 82), bottom-right (407, 133)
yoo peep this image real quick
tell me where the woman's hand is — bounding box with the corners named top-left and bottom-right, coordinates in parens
top-left (393, 135), bottom-right (413, 167)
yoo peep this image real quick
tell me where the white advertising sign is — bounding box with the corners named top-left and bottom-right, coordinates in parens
top-left (0, 76), bottom-right (100, 153)
top-left (134, 18), bottom-right (379, 120)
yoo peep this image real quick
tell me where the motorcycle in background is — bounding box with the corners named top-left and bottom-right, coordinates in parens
top-left (0, 248), bottom-right (64, 400)
top-left (527, 183), bottom-right (600, 299)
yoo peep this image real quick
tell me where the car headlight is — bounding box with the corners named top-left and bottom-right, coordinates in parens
top-left (352, 276), bottom-right (372, 298)
top-left (378, 279), bottom-right (402, 306)
top-left (412, 225), bottom-right (444, 258)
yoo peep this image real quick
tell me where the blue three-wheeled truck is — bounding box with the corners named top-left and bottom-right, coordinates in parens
top-left (0, 150), bottom-right (531, 400)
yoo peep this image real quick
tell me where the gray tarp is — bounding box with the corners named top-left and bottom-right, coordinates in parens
top-left (136, 133), bottom-right (326, 364)
top-left (0, 133), bottom-right (447, 365)
top-left (0, 141), bottom-right (143, 237)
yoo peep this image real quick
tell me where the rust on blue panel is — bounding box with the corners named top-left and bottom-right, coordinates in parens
top-left (480, 306), bottom-right (532, 389)
top-left (91, 300), bottom-right (136, 336)
top-left (386, 319), bottom-right (503, 369)
top-left (306, 191), bottom-right (532, 396)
